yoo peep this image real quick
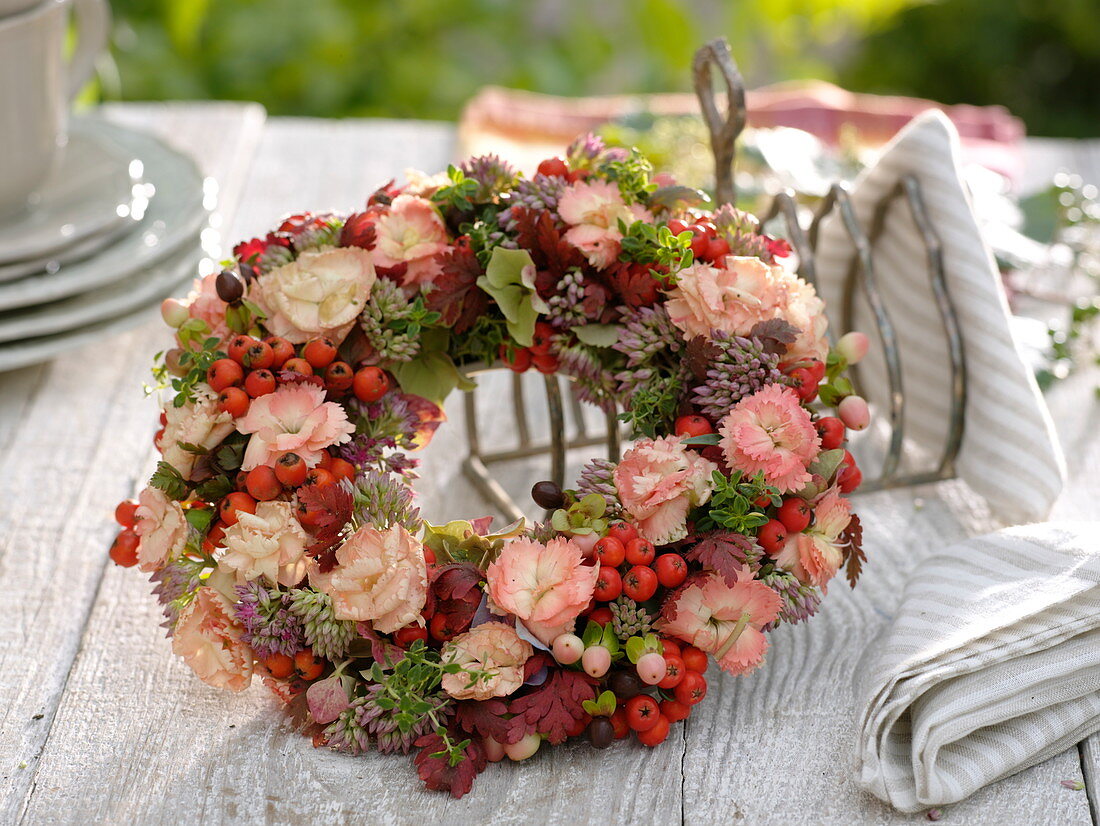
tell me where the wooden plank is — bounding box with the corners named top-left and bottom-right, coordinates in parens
top-left (0, 103), bottom-right (265, 824)
top-left (15, 117), bottom-right (687, 825)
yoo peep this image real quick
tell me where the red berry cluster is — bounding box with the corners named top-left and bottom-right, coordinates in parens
top-left (497, 321), bottom-right (559, 375)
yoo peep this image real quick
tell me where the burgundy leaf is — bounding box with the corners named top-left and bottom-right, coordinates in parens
top-left (685, 531), bottom-right (760, 587)
top-left (453, 699), bottom-right (520, 744)
top-left (749, 318), bottom-right (800, 356)
top-left (840, 513), bottom-right (865, 588)
top-left (512, 207), bottom-right (583, 279)
top-left (424, 238), bottom-right (487, 334)
top-left (414, 731), bottom-right (487, 799)
top-left (506, 668), bottom-right (596, 745)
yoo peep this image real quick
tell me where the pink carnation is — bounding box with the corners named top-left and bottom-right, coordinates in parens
top-left (718, 385), bottom-right (820, 493)
top-left (659, 571), bottom-right (781, 676)
top-left (181, 273), bottom-right (231, 344)
top-left (613, 436), bottom-right (717, 545)
top-left (134, 486), bottom-right (188, 573)
top-left (558, 180), bottom-right (651, 269)
top-left (486, 536), bottom-right (598, 645)
top-left (440, 622), bottom-right (533, 701)
top-left (665, 256), bottom-right (827, 364)
top-left (774, 486), bottom-right (852, 588)
top-left (236, 382), bottom-right (354, 471)
top-left (307, 524), bottom-right (428, 633)
top-left (371, 194), bottom-right (450, 286)
top-left (171, 587), bottom-right (254, 691)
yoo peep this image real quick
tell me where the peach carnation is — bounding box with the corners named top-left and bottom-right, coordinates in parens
top-left (255, 246), bottom-right (376, 345)
top-left (774, 486), bottom-right (852, 588)
top-left (220, 501), bottom-right (309, 587)
top-left (718, 385), bottom-right (820, 493)
top-left (157, 385), bottom-right (236, 480)
top-left (558, 180), bottom-right (652, 269)
top-left (486, 536), bottom-right (598, 645)
top-left (613, 436), bottom-right (717, 545)
top-left (133, 486), bottom-right (188, 573)
top-left (371, 194), bottom-right (449, 286)
top-left (440, 622), bottom-right (533, 701)
top-left (659, 571), bottom-right (781, 676)
top-left (665, 256), bottom-right (827, 364)
top-left (172, 587), bottom-right (254, 691)
top-left (236, 382), bottom-right (354, 471)
top-left (308, 524), bottom-right (428, 633)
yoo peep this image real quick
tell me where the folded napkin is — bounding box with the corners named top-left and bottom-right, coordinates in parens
top-left (813, 110), bottom-right (1065, 522)
top-left (856, 522), bottom-right (1100, 812)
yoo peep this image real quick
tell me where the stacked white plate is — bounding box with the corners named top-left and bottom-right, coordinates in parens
top-left (0, 117), bottom-right (209, 371)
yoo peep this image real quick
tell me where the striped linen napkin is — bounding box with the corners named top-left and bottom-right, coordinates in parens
top-left (813, 109), bottom-right (1065, 522)
top-left (855, 522), bottom-right (1100, 811)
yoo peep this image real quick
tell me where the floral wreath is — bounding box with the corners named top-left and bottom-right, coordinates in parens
top-left (110, 134), bottom-right (871, 798)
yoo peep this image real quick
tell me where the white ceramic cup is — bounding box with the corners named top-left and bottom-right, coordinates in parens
top-left (0, 0), bottom-right (110, 217)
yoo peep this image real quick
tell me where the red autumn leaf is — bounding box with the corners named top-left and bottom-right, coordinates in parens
top-left (841, 513), bottom-right (865, 588)
top-left (424, 238), bottom-right (487, 334)
top-left (339, 209), bottom-right (378, 249)
top-left (413, 731), bottom-right (487, 799)
top-left (453, 699), bottom-right (520, 745)
top-left (506, 668), bottom-right (596, 745)
top-left (512, 207), bottom-right (583, 278)
top-left (298, 482), bottom-right (354, 572)
top-left (522, 651), bottom-right (553, 682)
top-left (609, 261), bottom-right (661, 309)
top-left (685, 531), bottom-right (760, 587)
top-left (397, 392), bottom-right (447, 449)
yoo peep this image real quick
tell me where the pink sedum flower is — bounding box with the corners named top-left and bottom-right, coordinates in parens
top-left (254, 246), bottom-right (376, 345)
top-left (220, 501), bottom-right (309, 587)
top-left (718, 385), bottom-right (820, 493)
top-left (613, 436), bottom-right (717, 545)
top-left (665, 256), bottom-right (827, 364)
top-left (172, 587), bottom-right (254, 691)
top-left (181, 272), bottom-right (231, 344)
top-left (486, 536), bottom-right (598, 646)
top-left (558, 180), bottom-right (651, 269)
top-left (440, 621), bottom-right (533, 701)
top-left (774, 486), bottom-right (852, 588)
top-left (157, 385), bottom-right (236, 480)
top-left (133, 486), bottom-right (188, 573)
top-left (308, 524), bottom-right (428, 633)
top-left (236, 382), bottom-right (354, 471)
top-left (660, 570), bottom-right (781, 676)
top-left (371, 194), bottom-right (450, 286)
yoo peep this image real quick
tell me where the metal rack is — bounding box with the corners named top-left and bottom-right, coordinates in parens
top-left (461, 38), bottom-right (967, 518)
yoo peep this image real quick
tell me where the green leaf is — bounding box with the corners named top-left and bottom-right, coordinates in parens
top-left (149, 461), bottom-right (189, 501)
top-left (581, 620), bottom-right (603, 648)
top-left (475, 247), bottom-right (548, 347)
top-left (391, 348), bottom-right (472, 406)
top-left (572, 324), bottom-right (619, 348)
top-left (184, 507), bottom-right (214, 534)
top-left (681, 433), bottom-right (721, 446)
top-left (193, 475), bottom-right (234, 503)
top-left (624, 636), bottom-right (646, 664)
top-left (809, 448), bottom-right (846, 482)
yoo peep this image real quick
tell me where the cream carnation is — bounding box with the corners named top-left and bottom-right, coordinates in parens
top-left (441, 622), bottom-right (533, 701)
top-left (157, 385), bottom-right (236, 480)
top-left (486, 536), bottom-right (598, 645)
top-left (613, 436), bottom-right (717, 545)
top-left (133, 486), bottom-right (188, 573)
top-left (255, 246), bottom-right (376, 344)
top-left (236, 382), bottom-right (354, 471)
top-left (308, 524), bottom-right (428, 633)
top-left (220, 501), bottom-right (309, 587)
top-left (172, 587), bottom-right (254, 691)
top-left (558, 180), bottom-right (651, 269)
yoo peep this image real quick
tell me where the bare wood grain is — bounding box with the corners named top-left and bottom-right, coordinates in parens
top-left (0, 103), bottom-right (264, 824)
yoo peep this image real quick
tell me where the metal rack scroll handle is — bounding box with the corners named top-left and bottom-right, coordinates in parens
top-left (462, 38), bottom-right (968, 521)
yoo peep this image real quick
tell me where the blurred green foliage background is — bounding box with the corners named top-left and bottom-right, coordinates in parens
top-left (101, 0), bottom-right (1099, 137)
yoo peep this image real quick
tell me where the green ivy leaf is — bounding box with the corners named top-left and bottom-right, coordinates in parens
top-left (475, 247), bottom-right (549, 347)
top-left (572, 324), bottom-right (619, 348)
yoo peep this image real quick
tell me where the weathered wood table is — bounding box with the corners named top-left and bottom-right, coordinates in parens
top-left (0, 103), bottom-right (1096, 825)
